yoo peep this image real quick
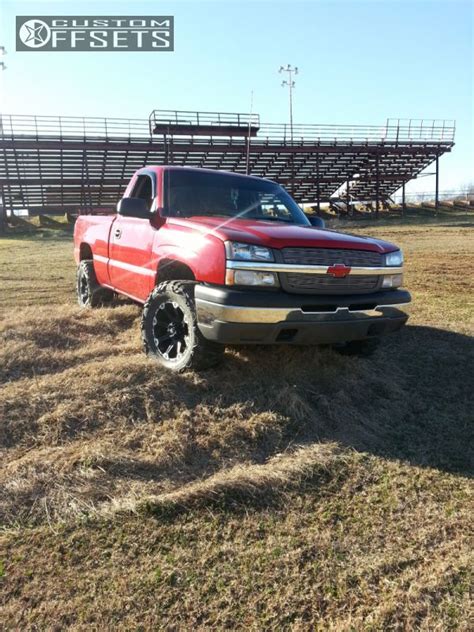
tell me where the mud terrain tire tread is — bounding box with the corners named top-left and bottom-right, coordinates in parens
top-left (141, 280), bottom-right (224, 372)
top-left (76, 259), bottom-right (114, 308)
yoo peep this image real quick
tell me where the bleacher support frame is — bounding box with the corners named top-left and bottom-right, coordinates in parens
top-left (0, 111), bottom-right (455, 218)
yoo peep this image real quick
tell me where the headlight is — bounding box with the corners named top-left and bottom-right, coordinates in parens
top-left (382, 273), bottom-right (403, 288)
top-left (226, 270), bottom-right (279, 287)
top-left (385, 250), bottom-right (403, 267)
top-left (225, 241), bottom-right (274, 262)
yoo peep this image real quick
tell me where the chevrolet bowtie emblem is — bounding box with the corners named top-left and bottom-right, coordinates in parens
top-left (327, 263), bottom-right (351, 278)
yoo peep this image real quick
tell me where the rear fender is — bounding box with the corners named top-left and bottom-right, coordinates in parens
top-left (73, 215), bottom-right (116, 285)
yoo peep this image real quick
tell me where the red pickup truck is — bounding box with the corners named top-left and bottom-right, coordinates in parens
top-left (74, 166), bottom-right (410, 371)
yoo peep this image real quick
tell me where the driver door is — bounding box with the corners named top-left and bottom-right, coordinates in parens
top-left (109, 173), bottom-right (156, 301)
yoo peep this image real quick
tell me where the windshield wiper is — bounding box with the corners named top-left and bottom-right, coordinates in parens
top-left (176, 212), bottom-right (295, 223)
top-left (249, 216), bottom-right (294, 223)
top-left (175, 212), bottom-right (233, 218)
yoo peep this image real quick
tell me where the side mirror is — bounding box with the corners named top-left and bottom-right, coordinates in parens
top-left (308, 215), bottom-right (325, 229)
top-left (117, 197), bottom-right (150, 219)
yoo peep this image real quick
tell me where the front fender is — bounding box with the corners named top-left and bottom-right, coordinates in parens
top-left (153, 229), bottom-right (226, 285)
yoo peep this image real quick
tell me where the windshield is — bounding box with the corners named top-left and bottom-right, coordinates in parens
top-left (165, 169), bottom-right (310, 226)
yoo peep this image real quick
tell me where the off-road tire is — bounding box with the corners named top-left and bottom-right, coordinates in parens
top-left (76, 260), bottom-right (114, 308)
top-left (142, 280), bottom-right (224, 372)
top-left (333, 337), bottom-right (381, 357)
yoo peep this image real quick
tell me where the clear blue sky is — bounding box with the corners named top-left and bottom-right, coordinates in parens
top-left (0, 0), bottom-right (472, 194)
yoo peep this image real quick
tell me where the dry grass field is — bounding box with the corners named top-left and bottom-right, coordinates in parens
top-left (1, 219), bottom-right (473, 629)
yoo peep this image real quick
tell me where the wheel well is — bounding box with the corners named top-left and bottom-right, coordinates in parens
top-left (156, 259), bottom-right (195, 284)
top-left (79, 243), bottom-right (93, 261)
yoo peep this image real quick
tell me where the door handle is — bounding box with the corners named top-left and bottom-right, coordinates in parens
top-left (114, 228), bottom-right (122, 239)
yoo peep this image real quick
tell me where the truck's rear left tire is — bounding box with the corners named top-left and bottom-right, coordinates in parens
top-left (76, 260), bottom-right (114, 308)
top-left (142, 281), bottom-right (224, 372)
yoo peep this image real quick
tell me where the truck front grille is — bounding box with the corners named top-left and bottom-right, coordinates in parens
top-left (280, 248), bottom-right (383, 294)
top-left (281, 248), bottom-right (383, 267)
top-left (285, 273), bottom-right (379, 292)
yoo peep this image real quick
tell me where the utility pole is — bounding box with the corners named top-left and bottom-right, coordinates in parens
top-left (279, 64), bottom-right (298, 195)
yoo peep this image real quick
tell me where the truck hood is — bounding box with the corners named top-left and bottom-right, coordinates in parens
top-left (169, 216), bottom-right (398, 253)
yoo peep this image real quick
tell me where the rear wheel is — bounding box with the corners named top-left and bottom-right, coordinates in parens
top-left (76, 260), bottom-right (114, 308)
top-left (142, 281), bottom-right (224, 372)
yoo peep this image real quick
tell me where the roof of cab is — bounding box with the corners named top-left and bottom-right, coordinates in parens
top-left (137, 165), bottom-right (278, 185)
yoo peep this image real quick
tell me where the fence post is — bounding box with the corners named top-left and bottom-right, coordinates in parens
top-left (0, 189), bottom-right (6, 234)
top-left (375, 152), bottom-right (380, 219)
top-left (435, 153), bottom-right (440, 214)
top-left (346, 177), bottom-right (351, 216)
top-left (316, 151), bottom-right (321, 214)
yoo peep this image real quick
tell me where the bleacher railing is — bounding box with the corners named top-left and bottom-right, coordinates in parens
top-left (0, 114), bottom-right (151, 141)
top-left (0, 113), bottom-right (456, 144)
top-left (149, 109), bottom-right (261, 131)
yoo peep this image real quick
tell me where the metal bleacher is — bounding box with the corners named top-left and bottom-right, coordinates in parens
top-left (0, 110), bottom-right (455, 215)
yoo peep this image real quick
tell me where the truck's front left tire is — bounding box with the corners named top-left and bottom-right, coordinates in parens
top-left (141, 281), bottom-right (224, 373)
top-left (76, 260), bottom-right (114, 308)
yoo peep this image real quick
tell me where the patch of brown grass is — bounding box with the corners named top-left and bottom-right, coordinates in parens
top-left (1, 457), bottom-right (471, 630)
top-left (0, 223), bottom-right (473, 629)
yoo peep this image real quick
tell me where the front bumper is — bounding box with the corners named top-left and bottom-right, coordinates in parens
top-left (195, 285), bottom-right (411, 345)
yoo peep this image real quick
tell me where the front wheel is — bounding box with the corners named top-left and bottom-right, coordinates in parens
top-left (141, 281), bottom-right (224, 372)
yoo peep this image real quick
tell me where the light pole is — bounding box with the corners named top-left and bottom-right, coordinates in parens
top-left (279, 64), bottom-right (298, 195)
top-left (279, 64), bottom-right (298, 144)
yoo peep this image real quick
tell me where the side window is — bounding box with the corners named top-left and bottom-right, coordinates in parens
top-left (130, 175), bottom-right (154, 211)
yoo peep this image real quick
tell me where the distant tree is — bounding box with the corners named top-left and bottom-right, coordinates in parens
top-left (463, 182), bottom-right (474, 198)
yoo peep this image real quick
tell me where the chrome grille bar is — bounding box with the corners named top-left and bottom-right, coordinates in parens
top-left (226, 261), bottom-right (402, 276)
